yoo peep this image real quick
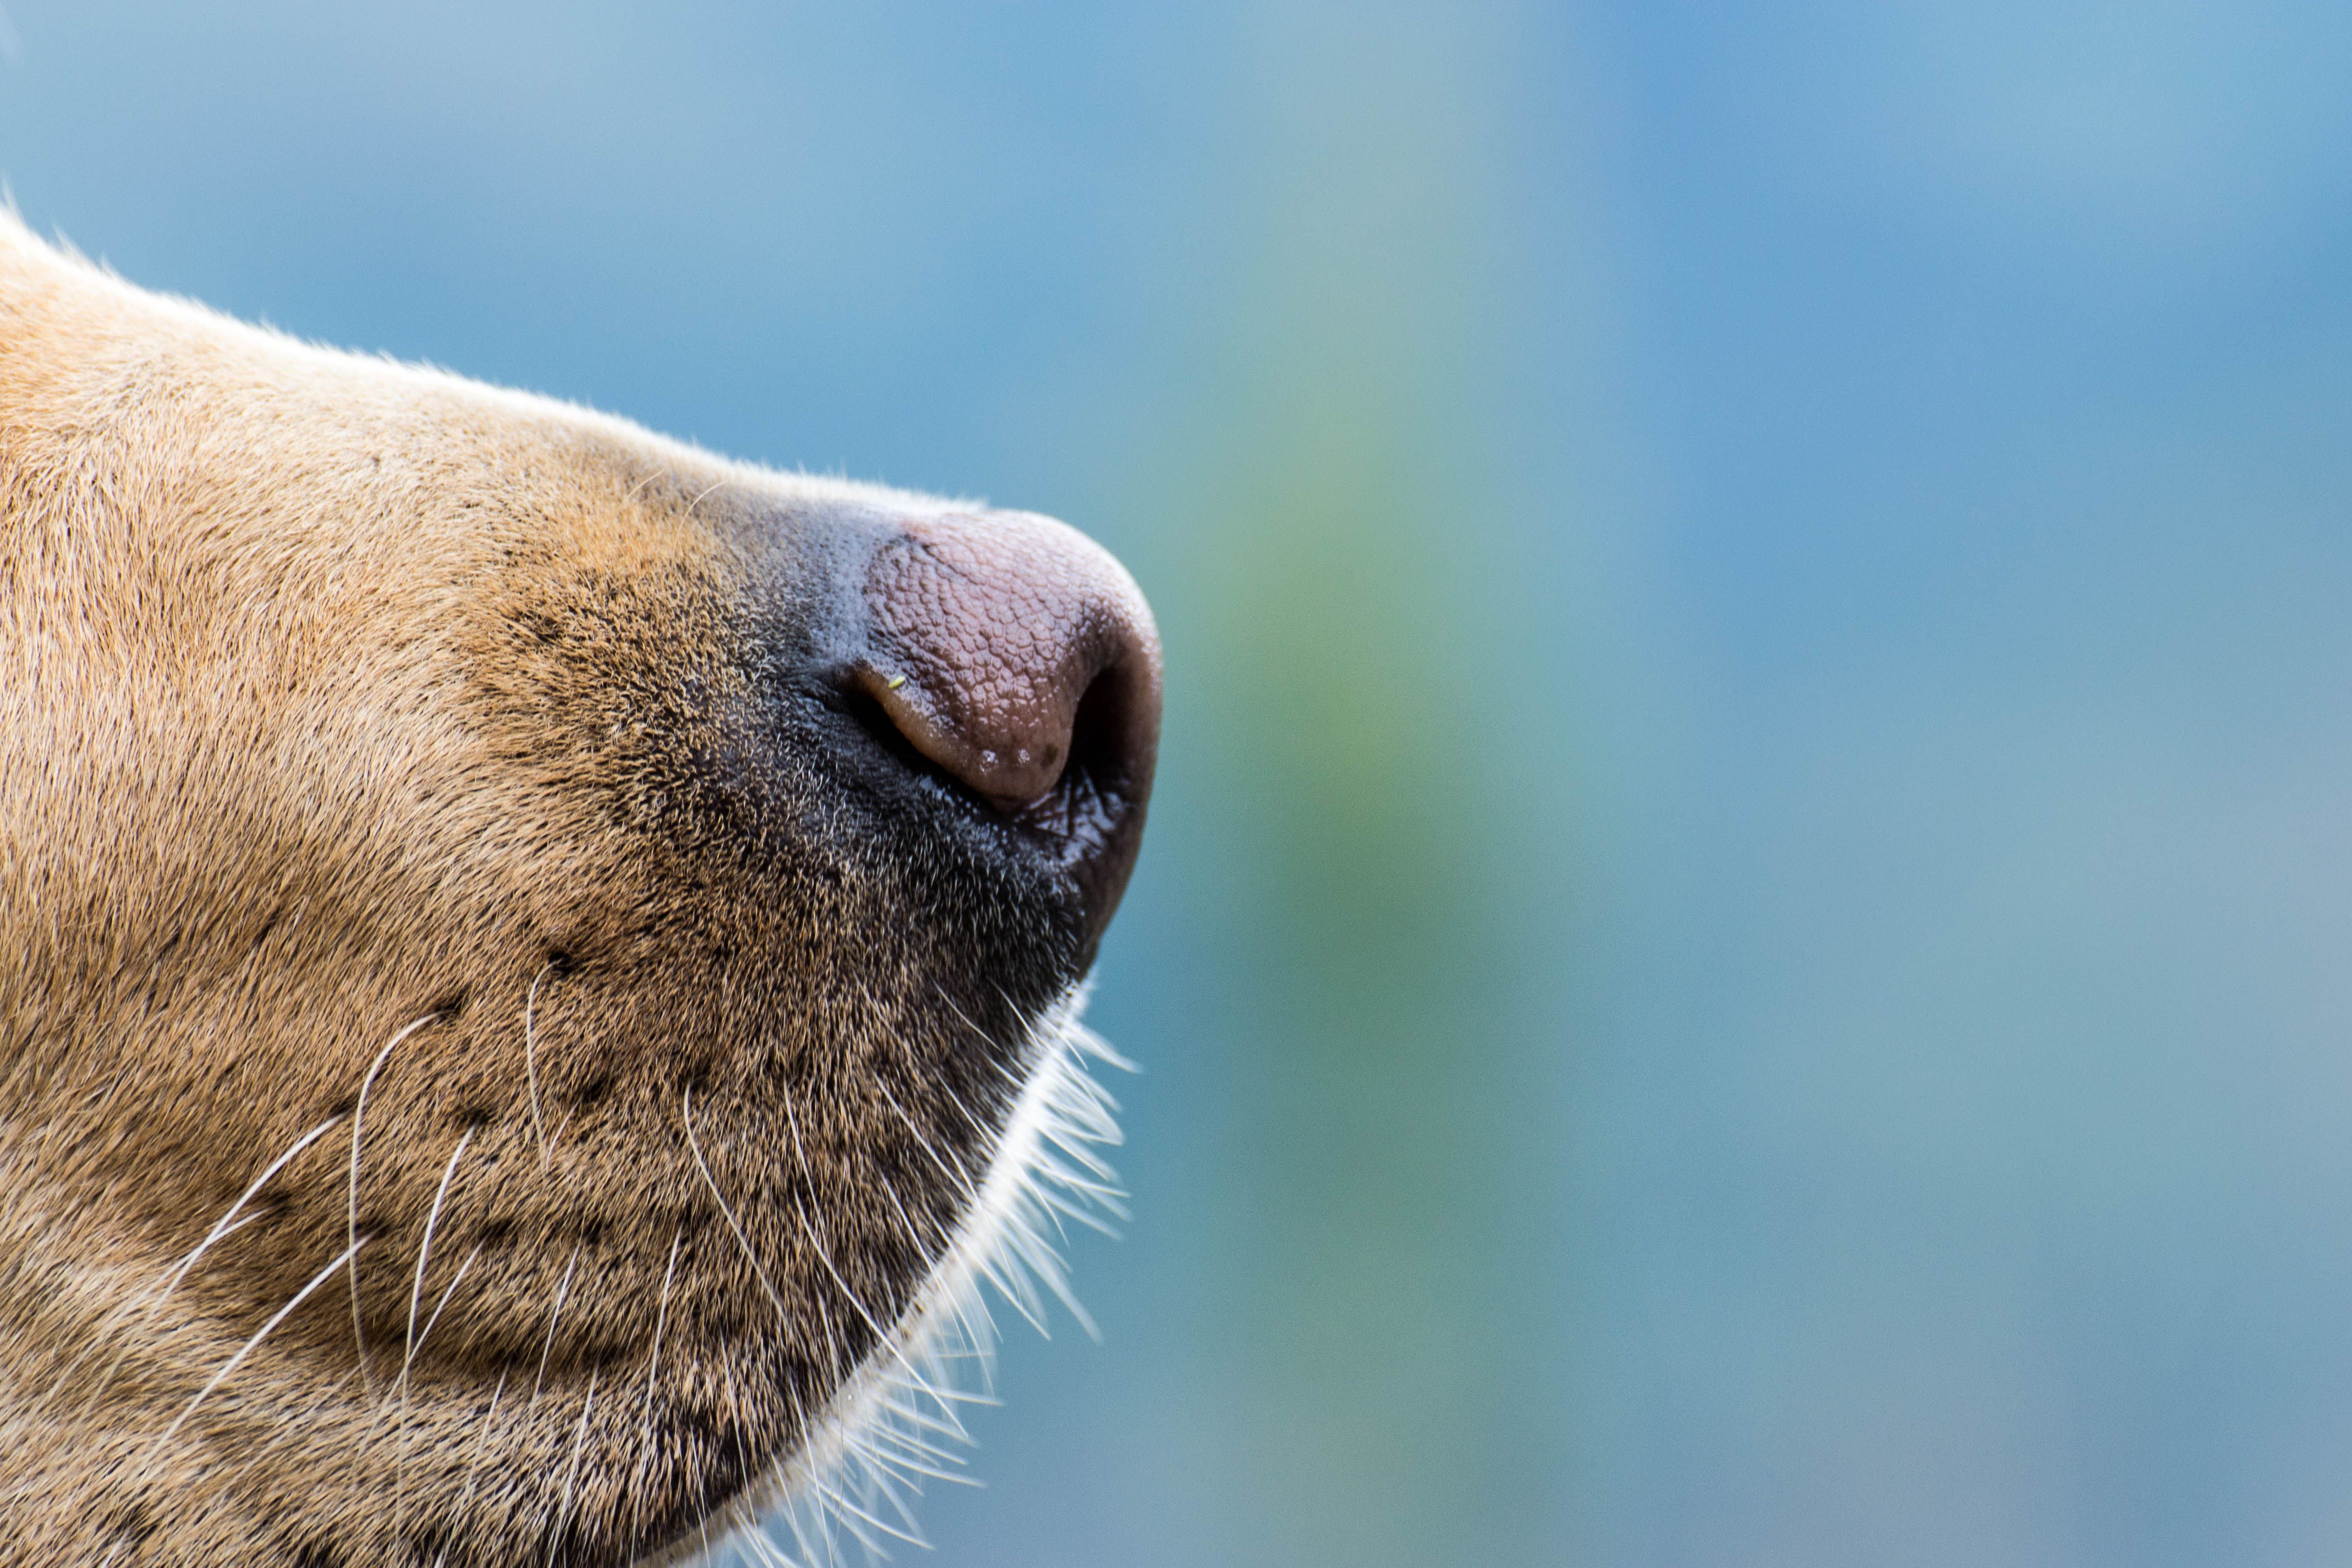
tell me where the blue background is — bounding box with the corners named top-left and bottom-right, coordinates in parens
top-left (9, 4), bottom-right (2352, 1563)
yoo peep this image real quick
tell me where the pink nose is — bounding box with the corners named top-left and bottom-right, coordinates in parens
top-left (852, 509), bottom-right (1162, 819)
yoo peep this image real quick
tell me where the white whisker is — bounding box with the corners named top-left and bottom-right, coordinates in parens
top-left (161, 1115), bottom-right (344, 1306)
top-left (684, 1085), bottom-right (789, 1321)
top-left (524, 962), bottom-right (553, 1166)
top-left (395, 1126), bottom-right (473, 1528)
top-left (348, 1011), bottom-right (440, 1396)
top-left (872, 1074), bottom-right (983, 1212)
top-left (531, 1243), bottom-right (582, 1408)
top-left (47, 1113), bottom-right (342, 1429)
top-left (780, 1084), bottom-right (958, 1416)
top-left (413, 1243), bottom-right (482, 1363)
top-left (155, 1236), bottom-right (368, 1452)
top-left (631, 1227), bottom-right (685, 1547)
top-left (443, 1366), bottom-right (510, 1565)
top-left (549, 1366), bottom-right (601, 1567)
top-left (405, 1129), bottom-right (474, 1385)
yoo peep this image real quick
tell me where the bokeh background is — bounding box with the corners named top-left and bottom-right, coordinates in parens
top-left (10, 3), bottom-right (2352, 1563)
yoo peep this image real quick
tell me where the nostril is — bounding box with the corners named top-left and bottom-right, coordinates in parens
top-left (842, 680), bottom-right (937, 779)
top-left (1065, 666), bottom-right (1121, 793)
top-left (1058, 645), bottom-right (1152, 805)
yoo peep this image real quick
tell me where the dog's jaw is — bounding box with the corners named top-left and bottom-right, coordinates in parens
top-left (651, 989), bottom-right (1126, 1567)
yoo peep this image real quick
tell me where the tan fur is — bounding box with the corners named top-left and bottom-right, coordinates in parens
top-left (0, 213), bottom-right (1107, 1565)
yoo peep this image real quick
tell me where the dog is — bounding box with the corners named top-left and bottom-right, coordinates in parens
top-left (0, 210), bottom-right (1159, 1566)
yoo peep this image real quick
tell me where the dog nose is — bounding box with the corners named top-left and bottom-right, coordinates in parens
top-left (854, 509), bottom-right (1162, 824)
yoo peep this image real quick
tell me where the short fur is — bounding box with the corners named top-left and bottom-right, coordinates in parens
top-left (0, 213), bottom-right (1136, 1565)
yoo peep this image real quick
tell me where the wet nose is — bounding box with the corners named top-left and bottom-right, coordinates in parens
top-left (853, 508), bottom-right (1162, 826)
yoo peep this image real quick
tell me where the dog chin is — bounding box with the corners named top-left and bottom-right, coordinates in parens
top-left (648, 987), bottom-right (1126, 1568)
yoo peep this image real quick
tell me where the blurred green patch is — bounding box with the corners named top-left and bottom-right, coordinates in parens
top-left (1161, 219), bottom-right (1555, 1568)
